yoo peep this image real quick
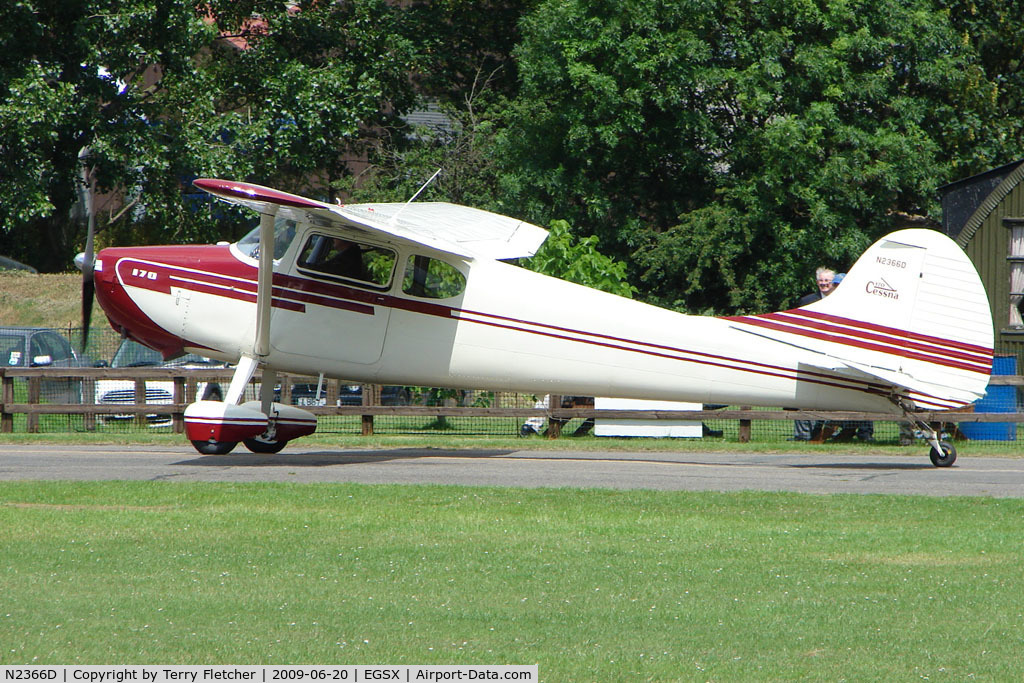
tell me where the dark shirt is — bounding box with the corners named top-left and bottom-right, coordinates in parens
top-left (796, 291), bottom-right (823, 307)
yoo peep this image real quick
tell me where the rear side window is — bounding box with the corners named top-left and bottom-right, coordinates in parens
top-left (0, 335), bottom-right (26, 366)
top-left (297, 234), bottom-right (396, 288)
top-left (402, 255), bottom-right (466, 299)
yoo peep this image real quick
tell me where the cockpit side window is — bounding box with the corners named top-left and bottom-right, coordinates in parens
top-left (402, 254), bottom-right (466, 299)
top-left (297, 234), bottom-right (396, 288)
top-left (236, 218), bottom-right (297, 260)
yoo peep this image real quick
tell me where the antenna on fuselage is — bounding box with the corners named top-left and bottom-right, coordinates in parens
top-left (388, 168), bottom-right (442, 226)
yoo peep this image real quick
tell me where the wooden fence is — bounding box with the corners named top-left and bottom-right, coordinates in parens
top-left (2, 367), bottom-right (1022, 441)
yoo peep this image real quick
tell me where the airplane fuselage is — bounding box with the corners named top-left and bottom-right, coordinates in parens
top-left (94, 229), bottom-right (904, 416)
top-left (85, 178), bottom-right (993, 463)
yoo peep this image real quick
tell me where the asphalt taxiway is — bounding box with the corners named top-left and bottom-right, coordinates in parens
top-left (1, 443), bottom-right (1023, 497)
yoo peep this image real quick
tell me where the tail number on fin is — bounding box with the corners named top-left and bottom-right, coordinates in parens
top-left (875, 257), bottom-right (907, 269)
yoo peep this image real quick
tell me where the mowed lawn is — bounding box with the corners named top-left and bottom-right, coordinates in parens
top-left (1, 480), bottom-right (1023, 679)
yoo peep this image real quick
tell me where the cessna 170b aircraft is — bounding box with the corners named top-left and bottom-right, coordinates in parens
top-left (80, 178), bottom-right (994, 466)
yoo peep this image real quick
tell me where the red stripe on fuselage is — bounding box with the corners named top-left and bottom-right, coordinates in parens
top-left (726, 310), bottom-right (992, 375)
top-left (108, 247), bottom-right (973, 409)
top-left (794, 309), bottom-right (992, 356)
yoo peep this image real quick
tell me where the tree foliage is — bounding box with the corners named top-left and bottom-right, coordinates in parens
top-left (524, 219), bottom-right (638, 298)
top-left (497, 0), bottom-right (1015, 312)
top-left (337, 99), bottom-right (637, 297)
top-left (0, 0), bottom-right (418, 270)
top-left (1, 0), bottom-right (1023, 319)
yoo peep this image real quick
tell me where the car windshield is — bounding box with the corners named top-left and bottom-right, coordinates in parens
top-left (236, 217), bottom-right (298, 260)
top-left (111, 340), bottom-right (215, 368)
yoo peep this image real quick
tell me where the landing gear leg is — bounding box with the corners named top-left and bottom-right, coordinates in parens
top-left (911, 419), bottom-right (956, 467)
top-left (892, 398), bottom-right (957, 467)
top-left (241, 367), bottom-right (288, 453)
top-left (187, 354), bottom-right (262, 456)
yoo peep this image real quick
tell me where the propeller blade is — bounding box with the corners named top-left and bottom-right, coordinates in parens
top-left (81, 273), bottom-right (94, 352)
top-left (79, 148), bottom-right (96, 354)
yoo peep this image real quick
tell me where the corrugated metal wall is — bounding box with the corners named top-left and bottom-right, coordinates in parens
top-left (963, 179), bottom-right (1024, 363)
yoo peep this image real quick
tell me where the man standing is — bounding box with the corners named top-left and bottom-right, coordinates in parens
top-left (797, 267), bottom-right (836, 307)
top-left (793, 267), bottom-right (836, 441)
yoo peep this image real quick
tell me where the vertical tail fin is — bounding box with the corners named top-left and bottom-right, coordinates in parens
top-left (736, 229), bottom-right (994, 409)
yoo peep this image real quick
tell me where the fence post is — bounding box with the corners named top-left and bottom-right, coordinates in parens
top-left (1, 370), bottom-right (11, 433)
top-left (279, 374), bottom-right (293, 405)
top-left (547, 394), bottom-right (562, 439)
top-left (26, 376), bottom-right (40, 433)
top-left (738, 406), bottom-right (752, 443)
top-left (82, 377), bottom-right (96, 431)
top-left (134, 379), bottom-right (147, 427)
top-left (172, 376), bottom-right (186, 433)
top-left (361, 384), bottom-right (378, 436)
top-left (325, 379), bottom-right (339, 407)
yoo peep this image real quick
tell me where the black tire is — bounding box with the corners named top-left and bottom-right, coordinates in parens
top-left (244, 437), bottom-right (288, 454)
top-left (191, 440), bottom-right (238, 455)
top-left (929, 440), bottom-right (957, 467)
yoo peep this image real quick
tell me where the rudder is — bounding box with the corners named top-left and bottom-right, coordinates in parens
top-left (804, 229), bottom-right (993, 408)
top-left (734, 229), bottom-right (994, 410)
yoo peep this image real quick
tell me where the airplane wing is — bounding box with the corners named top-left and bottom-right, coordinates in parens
top-left (193, 178), bottom-right (548, 260)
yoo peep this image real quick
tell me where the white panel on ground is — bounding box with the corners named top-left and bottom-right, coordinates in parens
top-left (594, 397), bottom-right (702, 437)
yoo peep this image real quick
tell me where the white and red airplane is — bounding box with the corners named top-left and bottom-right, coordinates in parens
top-left (82, 178), bottom-right (994, 466)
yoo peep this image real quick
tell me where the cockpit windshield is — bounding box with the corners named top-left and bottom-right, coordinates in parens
top-left (236, 218), bottom-right (298, 260)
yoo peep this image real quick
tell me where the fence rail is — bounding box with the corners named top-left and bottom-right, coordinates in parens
top-left (2, 367), bottom-right (1022, 439)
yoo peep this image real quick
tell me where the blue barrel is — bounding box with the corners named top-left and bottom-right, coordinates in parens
top-left (960, 355), bottom-right (1017, 441)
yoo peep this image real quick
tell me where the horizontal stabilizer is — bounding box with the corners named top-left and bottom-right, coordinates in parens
top-left (835, 357), bottom-right (987, 407)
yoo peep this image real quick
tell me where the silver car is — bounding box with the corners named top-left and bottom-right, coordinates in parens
top-left (95, 339), bottom-right (225, 426)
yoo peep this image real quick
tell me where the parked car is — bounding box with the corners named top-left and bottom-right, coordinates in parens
top-left (0, 326), bottom-right (92, 403)
top-left (0, 255), bottom-right (37, 273)
top-left (95, 339), bottom-right (226, 426)
top-left (284, 382), bottom-right (412, 406)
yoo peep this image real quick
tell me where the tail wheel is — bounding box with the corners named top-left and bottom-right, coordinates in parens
top-left (191, 440), bottom-right (238, 455)
top-left (929, 441), bottom-right (957, 468)
top-left (244, 436), bottom-right (288, 454)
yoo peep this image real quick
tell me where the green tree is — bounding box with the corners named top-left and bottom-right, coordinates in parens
top-left (944, 0), bottom-right (1024, 172)
top-left (341, 100), bottom-right (636, 297)
top-left (403, 0), bottom-right (540, 102)
top-left (524, 219), bottom-right (637, 297)
top-left (0, 0), bottom-right (418, 271)
top-left (497, 0), bottom-right (1009, 313)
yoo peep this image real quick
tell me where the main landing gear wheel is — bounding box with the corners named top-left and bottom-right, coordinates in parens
top-left (191, 440), bottom-right (238, 455)
top-left (243, 436), bottom-right (288, 454)
top-left (929, 440), bottom-right (957, 468)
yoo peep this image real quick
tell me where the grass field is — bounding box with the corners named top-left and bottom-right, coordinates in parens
top-left (3, 271), bottom-right (1024, 678)
top-left (2, 479), bottom-right (1023, 679)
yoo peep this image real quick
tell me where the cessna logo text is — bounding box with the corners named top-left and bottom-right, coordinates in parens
top-left (865, 277), bottom-right (898, 300)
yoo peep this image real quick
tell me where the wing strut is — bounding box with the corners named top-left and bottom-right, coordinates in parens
top-left (387, 168), bottom-right (442, 227)
top-left (254, 208), bottom-right (277, 358)
top-left (223, 208), bottom-right (276, 409)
